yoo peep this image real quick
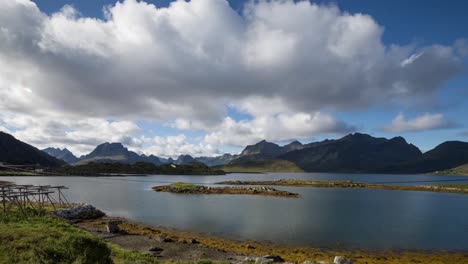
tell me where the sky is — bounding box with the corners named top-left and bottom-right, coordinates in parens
top-left (0, 0), bottom-right (467, 158)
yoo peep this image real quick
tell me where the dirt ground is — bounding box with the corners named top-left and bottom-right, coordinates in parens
top-left (74, 216), bottom-right (468, 264)
top-left (76, 217), bottom-right (251, 263)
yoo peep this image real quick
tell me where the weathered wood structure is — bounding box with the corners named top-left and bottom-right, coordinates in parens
top-left (0, 182), bottom-right (69, 220)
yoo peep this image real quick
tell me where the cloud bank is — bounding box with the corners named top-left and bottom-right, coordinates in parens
top-left (0, 0), bottom-right (465, 156)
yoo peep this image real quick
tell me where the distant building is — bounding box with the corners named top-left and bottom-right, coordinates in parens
top-left (35, 169), bottom-right (44, 173)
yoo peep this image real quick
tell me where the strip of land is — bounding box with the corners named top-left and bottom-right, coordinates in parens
top-left (0, 162), bottom-right (226, 176)
top-left (433, 164), bottom-right (468, 176)
top-left (0, 170), bottom-right (42, 176)
top-left (212, 159), bottom-right (304, 173)
top-left (217, 179), bottom-right (468, 195)
top-left (152, 182), bottom-right (300, 198)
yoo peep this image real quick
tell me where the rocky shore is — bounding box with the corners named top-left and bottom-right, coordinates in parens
top-left (152, 183), bottom-right (300, 198)
top-left (53, 204), bottom-right (468, 264)
top-left (218, 179), bottom-right (468, 195)
top-left (76, 213), bottom-right (467, 263)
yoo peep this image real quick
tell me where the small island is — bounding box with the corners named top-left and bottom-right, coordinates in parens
top-left (218, 179), bottom-right (468, 195)
top-left (152, 182), bottom-right (300, 197)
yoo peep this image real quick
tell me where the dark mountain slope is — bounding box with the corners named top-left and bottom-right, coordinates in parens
top-left (0, 131), bottom-right (64, 167)
top-left (280, 133), bottom-right (422, 173)
top-left (232, 140), bottom-right (284, 163)
top-left (386, 141), bottom-right (468, 173)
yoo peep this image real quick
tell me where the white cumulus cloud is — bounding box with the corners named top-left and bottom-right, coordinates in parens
top-left (0, 0), bottom-right (465, 155)
top-left (0, 0), bottom-right (464, 122)
top-left (203, 112), bottom-right (354, 147)
top-left (384, 113), bottom-right (457, 133)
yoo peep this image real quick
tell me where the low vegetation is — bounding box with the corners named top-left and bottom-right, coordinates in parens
top-left (153, 183), bottom-right (299, 197)
top-left (0, 170), bottom-right (41, 176)
top-left (433, 183), bottom-right (468, 190)
top-left (213, 159), bottom-right (304, 173)
top-left (0, 209), bottom-right (158, 264)
top-left (434, 163), bottom-right (468, 176)
top-left (170, 182), bottom-right (197, 189)
top-left (51, 162), bottom-right (225, 176)
top-left (218, 179), bottom-right (468, 194)
top-left (219, 179), bottom-right (370, 187)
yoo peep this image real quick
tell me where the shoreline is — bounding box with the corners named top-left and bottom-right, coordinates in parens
top-left (218, 180), bottom-right (468, 195)
top-left (0, 171), bottom-right (226, 177)
top-left (75, 214), bottom-right (468, 263)
top-left (1, 171), bottom-right (467, 177)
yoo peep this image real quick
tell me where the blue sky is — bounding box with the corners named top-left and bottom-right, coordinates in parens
top-left (0, 0), bottom-right (467, 156)
top-left (33, 0), bottom-right (468, 45)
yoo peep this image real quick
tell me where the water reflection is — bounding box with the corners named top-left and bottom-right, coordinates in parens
top-left (1, 173), bottom-right (468, 250)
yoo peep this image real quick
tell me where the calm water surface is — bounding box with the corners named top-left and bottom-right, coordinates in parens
top-left (2, 173), bottom-right (468, 250)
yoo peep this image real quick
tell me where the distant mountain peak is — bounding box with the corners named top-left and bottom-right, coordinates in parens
top-left (43, 147), bottom-right (70, 153)
top-left (194, 153), bottom-right (239, 166)
top-left (389, 136), bottom-right (408, 144)
top-left (76, 142), bottom-right (162, 166)
top-left (343, 132), bottom-right (373, 139)
top-left (284, 140), bottom-right (303, 147)
top-left (282, 140), bottom-right (305, 152)
top-left (236, 140), bottom-right (283, 163)
top-left (175, 154), bottom-right (196, 165)
top-left (98, 142), bottom-right (126, 149)
top-left (87, 142), bottom-right (127, 156)
top-left (42, 147), bottom-right (78, 164)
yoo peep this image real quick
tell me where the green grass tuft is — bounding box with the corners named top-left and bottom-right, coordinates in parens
top-left (0, 207), bottom-right (159, 264)
top-left (170, 182), bottom-right (196, 189)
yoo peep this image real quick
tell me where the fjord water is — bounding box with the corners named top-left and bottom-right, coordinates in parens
top-left (2, 173), bottom-right (468, 250)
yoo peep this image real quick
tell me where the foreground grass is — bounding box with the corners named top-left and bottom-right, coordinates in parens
top-left (213, 159), bottom-right (304, 173)
top-left (0, 208), bottom-right (157, 264)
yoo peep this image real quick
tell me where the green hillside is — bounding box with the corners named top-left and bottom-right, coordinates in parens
top-left (435, 163), bottom-right (468, 176)
top-left (213, 159), bottom-right (304, 173)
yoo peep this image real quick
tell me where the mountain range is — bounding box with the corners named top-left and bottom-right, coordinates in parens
top-left (217, 133), bottom-right (468, 174)
top-left (195, 154), bottom-right (239, 166)
top-left (279, 133), bottom-right (422, 173)
top-left (44, 142), bottom-right (201, 166)
top-left (1, 130), bottom-right (467, 174)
